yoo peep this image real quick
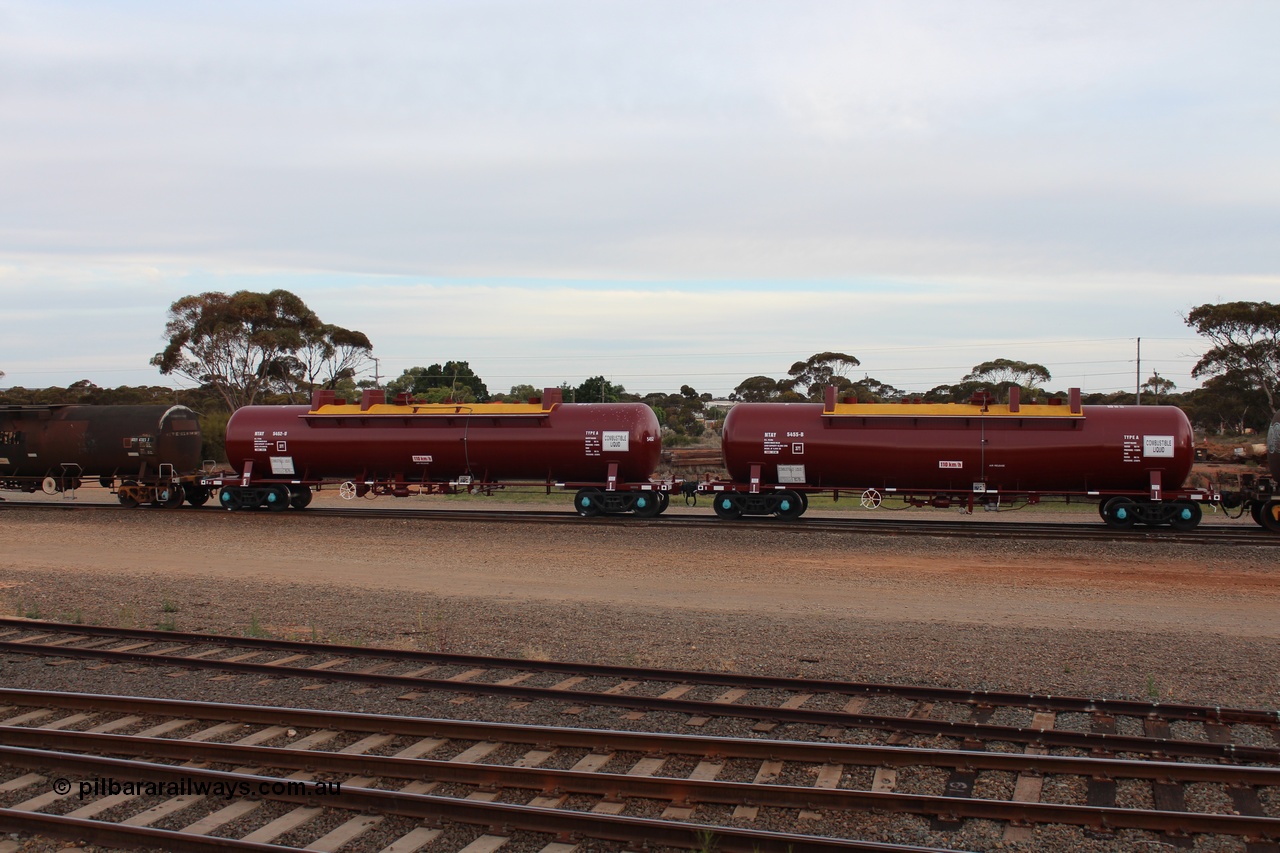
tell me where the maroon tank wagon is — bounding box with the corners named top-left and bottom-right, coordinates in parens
top-left (0, 405), bottom-right (206, 507)
top-left (703, 387), bottom-right (1220, 530)
top-left (206, 388), bottom-right (671, 516)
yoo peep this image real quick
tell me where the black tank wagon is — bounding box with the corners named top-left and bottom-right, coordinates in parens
top-left (1223, 408), bottom-right (1280, 531)
top-left (0, 405), bottom-right (206, 507)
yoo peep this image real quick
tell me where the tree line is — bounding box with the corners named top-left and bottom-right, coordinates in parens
top-left (2, 294), bottom-right (1278, 452)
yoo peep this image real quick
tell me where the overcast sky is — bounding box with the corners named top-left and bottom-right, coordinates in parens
top-left (2, 1), bottom-right (1277, 397)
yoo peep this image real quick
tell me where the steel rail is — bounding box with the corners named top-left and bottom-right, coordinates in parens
top-left (0, 746), bottom-right (953, 853)
top-left (3, 691), bottom-right (1277, 786)
top-left (0, 811), bottom-right (295, 852)
top-left (2, 618), bottom-right (1273, 727)
top-left (296, 504), bottom-right (1269, 543)
top-left (7, 726), bottom-right (1279, 839)
top-left (3, 499), bottom-right (1276, 546)
top-left (3, 637), bottom-right (1278, 767)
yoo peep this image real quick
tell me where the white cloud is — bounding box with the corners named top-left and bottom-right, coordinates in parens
top-left (0, 2), bottom-right (1277, 394)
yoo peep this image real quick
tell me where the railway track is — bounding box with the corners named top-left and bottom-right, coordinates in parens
top-left (3, 498), bottom-right (1276, 546)
top-left (1, 688), bottom-right (1278, 852)
top-left (1, 620), bottom-right (1278, 851)
top-left (0, 686), bottom-right (1274, 845)
top-left (1, 689), bottom-right (936, 853)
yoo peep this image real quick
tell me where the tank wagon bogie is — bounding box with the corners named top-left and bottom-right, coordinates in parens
top-left (1217, 411), bottom-right (1280, 532)
top-left (701, 386), bottom-right (1239, 532)
top-left (0, 404), bottom-right (207, 507)
top-left (206, 387), bottom-right (673, 515)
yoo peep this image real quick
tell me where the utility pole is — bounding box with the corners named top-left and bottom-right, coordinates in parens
top-left (371, 357), bottom-right (381, 388)
top-left (1135, 338), bottom-right (1141, 405)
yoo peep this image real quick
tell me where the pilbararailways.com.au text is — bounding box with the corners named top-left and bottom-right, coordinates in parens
top-left (55, 776), bottom-right (343, 800)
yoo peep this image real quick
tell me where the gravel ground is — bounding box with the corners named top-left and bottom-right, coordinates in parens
top-left (0, 503), bottom-right (1277, 852)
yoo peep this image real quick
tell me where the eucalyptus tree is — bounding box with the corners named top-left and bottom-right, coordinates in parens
top-left (152, 289), bottom-right (372, 410)
top-left (1186, 301), bottom-right (1280, 414)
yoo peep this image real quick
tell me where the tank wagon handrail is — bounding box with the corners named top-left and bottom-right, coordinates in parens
top-left (821, 384), bottom-right (1086, 419)
top-left (823, 407), bottom-right (1086, 419)
top-left (301, 409), bottom-right (554, 420)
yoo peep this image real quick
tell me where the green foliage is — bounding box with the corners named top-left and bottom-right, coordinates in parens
top-left (0, 381), bottom-right (198, 406)
top-left (151, 289), bottom-right (372, 410)
top-left (496, 383), bottom-right (539, 402)
top-left (289, 323), bottom-right (374, 398)
top-left (199, 409), bottom-right (230, 463)
top-left (926, 380), bottom-right (997, 403)
top-left (1140, 373), bottom-right (1176, 403)
top-left (963, 358), bottom-right (1052, 401)
top-left (573, 375), bottom-right (630, 403)
top-left (243, 614), bottom-right (271, 638)
top-left (662, 431), bottom-right (707, 446)
top-left (420, 385), bottom-right (477, 403)
top-left (732, 353), bottom-right (867, 402)
top-left (787, 351), bottom-right (861, 400)
top-left (731, 375), bottom-right (787, 401)
top-left (844, 376), bottom-right (904, 402)
top-left (734, 359), bottom-right (901, 404)
top-left (1178, 374), bottom-right (1272, 434)
top-left (1186, 301), bottom-right (1280, 413)
top-left (643, 387), bottom-right (706, 437)
top-left (387, 361), bottom-right (489, 401)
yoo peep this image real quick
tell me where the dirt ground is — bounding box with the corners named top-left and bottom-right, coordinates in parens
top-left (2, 501), bottom-right (1277, 635)
top-left (1, 496), bottom-right (1277, 709)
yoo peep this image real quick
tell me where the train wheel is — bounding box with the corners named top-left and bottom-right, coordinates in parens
top-left (1101, 496), bottom-right (1137, 530)
top-left (774, 490), bottom-right (805, 521)
top-left (263, 485), bottom-right (290, 512)
top-left (575, 488), bottom-right (603, 517)
top-left (1169, 500), bottom-right (1202, 531)
top-left (185, 488), bottom-right (210, 508)
top-left (656, 491), bottom-right (670, 515)
top-left (632, 493), bottom-right (662, 518)
top-left (155, 485), bottom-right (185, 509)
top-left (712, 493), bottom-right (743, 520)
top-left (1260, 500), bottom-right (1280, 532)
top-left (219, 488), bottom-right (243, 511)
top-left (289, 487), bottom-right (313, 509)
top-left (118, 480), bottom-right (140, 509)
